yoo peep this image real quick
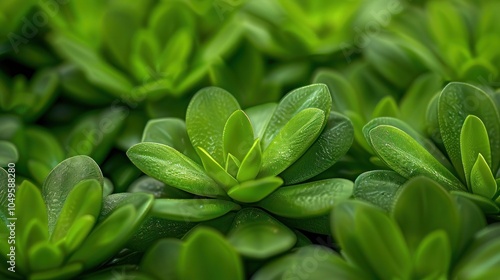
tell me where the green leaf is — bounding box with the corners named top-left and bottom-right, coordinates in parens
top-left (252, 245), bottom-right (367, 280)
top-left (28, 242), bottom-right (64, 272)
top-left (400, 73), bottom-right (442, 133)
top-left (225, 153), bottom-right (240, 178)
top-left (236, 139), bottom-right (262, 182)
top-left (312, 69), bottom-right (361, 114)
top-left (61, 215), bottom-right (95, 255)
top-left (128, 176), bottom-right (192, 199)
top-left (186, 87), bottom-right (240, 165)
top-left (371, 96), bottom-right (400, 119)
top-left (332, 200), bottom-right (412, 280)
top-left (461, 115), bottom-right (492, 189)
top-left (413, 230), bottom-right (451, 280)
top-left (353, 170), bottom-right (406, 211)
top-left (227, 208), bottom-right (296, 259)
top-left (223, 110), bottom-right (255, 161)
top-left (227, 176), bottom-right (283, 203)
top-left (392, 177), bottom-right (460, 255)
top-left (151, 199), bottom-right (241, 222)
top-left (127, 142), bottom-right (225, 197)
top-left (68, 204), bottom-right (137, 270)
top-left (452, 229), bottom-right (500, 279)
top-left (364, 117), bottom-right (454, 171)
top-left (451, 191), bottom-right (500, 214)
top-left (470, 154), bottom-right (497, 199)
top-left (369, 125), bottom-right (464, 191)
top-left (141, 118), bottom-right (198, 162)
top-left (452, 194), bottom-right (486, 257)
top-left (245, 103), bottom-right (277, 139)
top-left (260, 108), bottom-right (325, 177)
top-left (0, 141), bottom-right (18, 167)
top-left (438, 82), bottom-right (500, 182)
top-left (42, 155), bottom-right (103, 234)
top-left (29, 263), bottom-right (83, 280)
top-left (197, 146), bottom-right (238, 190)
top-left (179, 227), bottom-right (244, 280)
top-left (51, 179), bottom-right (102, 242)
top-left (51, 34), bottom-right (133, 97)
top-left (258, 179), bottom-right (353, 218)
top-left (262, 84), bottom-right (332, 149)
top-left (140, 239), bottom-right (183, 280)
top-left (280, 112), bottom-right (354, 184)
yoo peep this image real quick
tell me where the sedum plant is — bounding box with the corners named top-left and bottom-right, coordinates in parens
top-left (255, 177), bottom-right (500, 279)
top-left (0, 156), bottom-right (153, 279)
top-left (127, 84), bottom-right (354, 258)
top-left (357, 82), bottom-right (500, 216)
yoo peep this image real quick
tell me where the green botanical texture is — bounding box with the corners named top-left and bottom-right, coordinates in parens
top-left (138, 227), bottom-right (244, 280)
top-left (360, 82), bottom-right (500, 216)
top-left (127, 84), bottom-right (354, 251)
top-left (0, 156), bottom-right (153, 279)
top-left (328, 176), bottom-right (500, 280)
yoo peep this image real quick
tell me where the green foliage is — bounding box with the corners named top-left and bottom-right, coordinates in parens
top-left (358, 82), bottom-right (500, 216)
top-left (0, 156), bottom-right (153, 279)
top-left (127, 84), bottom-right (354, 249)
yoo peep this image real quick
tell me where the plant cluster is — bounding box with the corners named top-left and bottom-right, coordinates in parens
top-left (3, 0), bottom-right (500, 279)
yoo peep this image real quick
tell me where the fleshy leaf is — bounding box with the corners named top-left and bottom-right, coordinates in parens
top-left (42, 155), bottom-right (103, 235)
top-left (461, 115), bottom-right (492, 188)
top-left (227, 208), bottom-right (296, 259)
top-left (51, 179), bottom-right (102, 242)
top-left (259, 108), bottom-right (325, 178)
top-left (127, 142), bottom-right (225, 197)
top-left (227, 176), bottom-right (283, 203)
top-left (451, 191), bottom-right (500, 214)
top-left (236, 139), bottom-right (262, 182)
top-left (369, 125), bottom-right (464, 191)
top-left (413, 230), bottom-right (451, 279)
top-left (140, 239), bottom-right (183, 280)
top-left (438, 82), bottom-right (500, 182)
top-left (353, 170), bottom-right (406, 211)
top-left (252, 246), bottom-right (367, 280)
top-left (223, 110), bottom-right (255, 161)
top-left (0, 141), bottom-right (18, 167)
top-left (332, 200), bottom-right (412, 280)
top-left (197, 147), bottom-right (238, 190)
top-left (245, 103), bottom-right (277, 139)
top-left (186, 87), bottom-right (240, 165)
top-left (470, 154), bottom-right (497, 199)
top-left (141, 118), bottom-right (198, 162)
top-left (392, 177), bottom-right (460, 255)
top-left (225, 153), bottom-right (241, 179)
top-left (179, 227), bottom-right (244, 280)
top-left (151, 199), bottom-right (241, 222)
top-left (262, 84), bottom-right (332, 149)
top-left (258, 179), bottom-right (353, 218)
top-left (280, 112), bottom-right (354, 184)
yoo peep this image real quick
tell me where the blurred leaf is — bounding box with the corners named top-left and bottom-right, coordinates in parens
top-left (0, 141), bottom-right (18, 167)
top-left (179, 227), bottom-right (244, 280)
top-left (140, 239), bottom-right (183, 280)
top-left (227, 208), bottom-right (296, 259)
top-left (392, 177), bottom-right (460, 255)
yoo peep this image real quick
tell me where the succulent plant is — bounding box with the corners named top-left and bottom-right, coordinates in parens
top-left (357, 82), bottom-right (500, 216)
top-left (255, 176), bottom-right (500, 280)
top-left (0, 156), bottom-right (153, 279)
top-left (127, 84), bottom-right (354, 258)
